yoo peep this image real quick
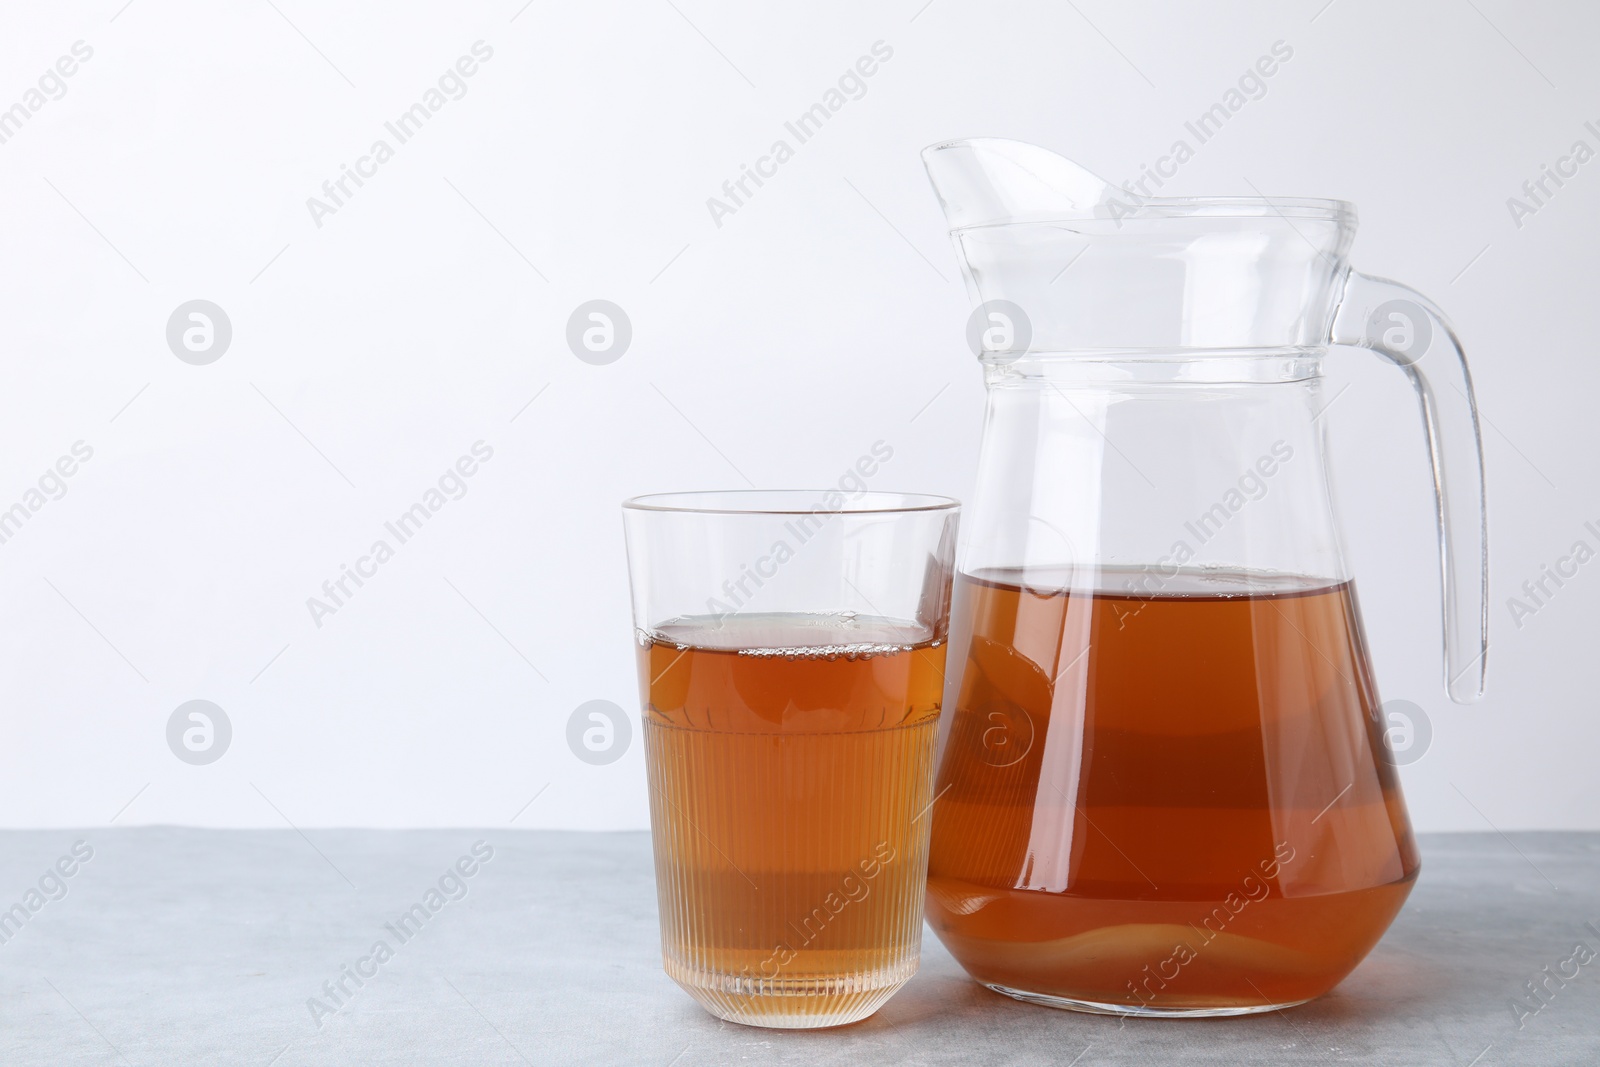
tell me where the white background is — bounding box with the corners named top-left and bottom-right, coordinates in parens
top-left (0, 0), bottom-right (1594, 831)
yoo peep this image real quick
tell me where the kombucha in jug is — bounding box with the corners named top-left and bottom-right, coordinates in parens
top-left (926, 569), bottom-right (1417, 1012)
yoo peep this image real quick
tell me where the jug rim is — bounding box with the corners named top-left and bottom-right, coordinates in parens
top-left (943, 196), bottom-right (1356, 233)
top-left (922, 138), bottom-right (1354, 228)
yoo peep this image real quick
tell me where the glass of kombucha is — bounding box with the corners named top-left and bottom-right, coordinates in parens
top-left (622, 489), bottom-right (960, 1028)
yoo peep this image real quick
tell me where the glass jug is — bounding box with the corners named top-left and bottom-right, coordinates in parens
top-left (920, 139), bottom-right (1487, 1016)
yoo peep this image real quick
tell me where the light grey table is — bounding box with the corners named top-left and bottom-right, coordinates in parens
top-left (0, 830), bottom-right (1595, 1065)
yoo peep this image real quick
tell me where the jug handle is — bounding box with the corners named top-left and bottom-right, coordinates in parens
top-left (1330, 271), bottom-right (1488, 704)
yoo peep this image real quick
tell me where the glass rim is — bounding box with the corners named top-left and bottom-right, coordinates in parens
top-left (622, 490), bottom-right (960, 516)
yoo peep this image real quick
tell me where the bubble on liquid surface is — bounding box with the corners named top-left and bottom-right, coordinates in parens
top-left (647, 611), bottom-right (935, 659)
top-left (737, 642), bottom-right (915, 662)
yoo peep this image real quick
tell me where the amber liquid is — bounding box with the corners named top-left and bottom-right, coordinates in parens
top-left (926, 569), bottom-right (1419, 1014)
top-left (640, 612), bottom-right (947, 1027)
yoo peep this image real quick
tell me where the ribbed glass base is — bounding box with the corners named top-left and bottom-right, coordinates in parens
top-left (666, 955), bottom-right (917, 1028)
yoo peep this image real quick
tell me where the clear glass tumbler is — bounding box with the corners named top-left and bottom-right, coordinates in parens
top-left (623, 490), bottom-right (960, 1028)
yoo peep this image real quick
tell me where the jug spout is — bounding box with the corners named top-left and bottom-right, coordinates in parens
top-left (921, 138), bottom-right (1119, 231)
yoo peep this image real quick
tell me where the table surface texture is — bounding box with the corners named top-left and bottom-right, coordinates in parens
top-left (1, 829), bottom-right (1596, 1066)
